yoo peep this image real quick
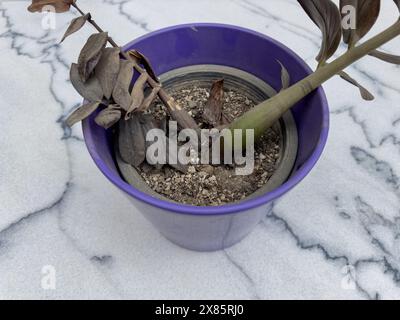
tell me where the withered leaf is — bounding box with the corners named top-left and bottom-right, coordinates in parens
top-left (140, 114), bottom-right (164, 170)
top-left (28, 0), bottom-right (75, 13)
top-left (203, 79), bottom-right (224, 126)
top-left (128, 50), bottom-right (158, 82)
top-left (369, 50), bottom-right (400, 65)
top-left (170, 109), bottom-right (200, 131)
top-left (339, 71), bottom-right (374, 101)
top-left (278, 60), bottom-right (290, 90)
top-left (166, 139), bottom-right (188, 173)
top-left (340, 0), bottom-right (381, 47)
top-left (118, 114), bottom-right (146, 167)
top-left (112, 59), bottom-right (134, 111)
top-left (66, 101), bottom-right (100, 127)
top-left (298, 0), bottom-right (342, 63)
top-left (204, 80), bottom-right (224, 122)
top-left (95, 47), bottom-right (121, 99)
top-left (94, 105), bottom-right (122, 129)
top-left (78, 32), bottom-right (108, 82)
top-left (160, 115), bottom-right (169, 134)
top-left (70, 63), bottom-right (104, 102)
top-left (138, 86), bottom-right (161, 112)
top-left (60, 13), bottom-right (90, 43)
top-left (126, 73), bottom-right (149, 118)
top-left (167, 97), bottom-right (200, 131)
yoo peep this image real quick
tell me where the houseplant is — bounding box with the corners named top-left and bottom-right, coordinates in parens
top-left (28, 0), bottom-right (400, 251)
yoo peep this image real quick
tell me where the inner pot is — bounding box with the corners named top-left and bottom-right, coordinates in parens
top-left (116, 64), bottom-right (298, 204)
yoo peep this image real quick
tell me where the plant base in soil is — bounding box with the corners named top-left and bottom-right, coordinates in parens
top-left (128, 84), bottom-right (282, 206)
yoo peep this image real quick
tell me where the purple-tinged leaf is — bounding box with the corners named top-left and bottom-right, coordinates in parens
top-left (66, 101), bottom-right (100, 127)
top-left (139, 85), bottom-right (161, 112)
top-left (140, 114), bottom-right (164, 170)
top-left (340, 0), bottom-right (381, 46)
top-left (118, 114), bottom-right (146, 167)
top-left (298, 0), bottom-right (342, 63)
top-left (126, 73), bottom-right (148, 118)
top-left (112, 59), bottom-right (134, 111)
top-left (70, 63), bottom-right (103, 102)
top-left (78, 32), bottom-right (108, 82)
top-left (369, 49), bottom-right (400, 65)
top-left (95, 47), bottom-right (121, 99)
top-left (95, 105), bottom-right (122, 129)
top-left (127, 50), bottom-right (158, 82)
top-left (339, 71), bottom-right (374, 101)
top-left (60, 13), bottom-right (90, 43)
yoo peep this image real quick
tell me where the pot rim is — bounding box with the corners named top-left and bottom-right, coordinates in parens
top-left (82, 23), bottom-right (330, 216)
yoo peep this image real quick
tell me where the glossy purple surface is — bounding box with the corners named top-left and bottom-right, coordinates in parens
top-left (82, 23), bottom-right (329, 251)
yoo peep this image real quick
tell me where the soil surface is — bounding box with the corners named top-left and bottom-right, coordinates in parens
top-left (136, 84), bottom-right (282, 206)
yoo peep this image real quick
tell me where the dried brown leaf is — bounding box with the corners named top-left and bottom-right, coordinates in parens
top-left (95, 47), bottom-right (121, 99)
top-left (126, 73), bottom-right (149, 118)
top-left (28, 0), bottom-right (75, 13)
top-left (203, 79), bottom-right (224, 126)
top-left (94, 105), bottom-right (122, 129)
top-left (340, 0), bottom-right (381, 46)
top-left (166, 140), bottom-right (188, 173)
top-left (139, 86), bottom-right (161, 112)
top-left (127, 50), bottom-right (158, 81)
top-left (112, 59), bottom-right (134, 111)
top-left (339, 71), bottom-right (375, 101)
top-left (78, 32), bottom-right (108, 82)
top-left (369, 49), bottom-right (400, 65)
top-left (60, 13), bottom-right (90, 43)
top-left (66, 101), bottom-right (100, 127)
top-left (70, 63), bottom-right (104, 102)
top-left (140, 114), bottom-right (164, 170)
top-left (298, 0), bottom-right (342, 63)
top-left (278, 60), bottom-right (290, 90)
top-left (118, 114), bottom-right (146, 167)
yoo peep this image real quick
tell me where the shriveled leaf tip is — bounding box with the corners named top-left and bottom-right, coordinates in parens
top-left (298, 0), bottom-right (342, 63)
top-left (78, 32), bottom-right (109, 82)
top-left (28, 0), bottom-right (76, 13)
top-left (66, 101), bottom-right (101, 127)
top-left (95, 105), bottom-right (122, 129)
top-left (277, 60), bottom-right (290, 90)
top-left (60, 13), bottom-right (90, 43)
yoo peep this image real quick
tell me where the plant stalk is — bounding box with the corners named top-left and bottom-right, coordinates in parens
top-left (229, 19), bottom-right (400, 148)
top-left (71, 2), bottom-right (199, 130)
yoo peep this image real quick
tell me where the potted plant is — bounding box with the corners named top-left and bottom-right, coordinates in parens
top-left (28, 0), bottom-right (400, 251)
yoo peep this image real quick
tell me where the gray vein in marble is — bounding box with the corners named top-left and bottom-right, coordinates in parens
top-left (351, 147), bottom-right (400, 191)
top-left (223, 251), bottom-right (260, 300)
top-left (0, 182), bottom-right (70, 237)
top-left (263, 209), bottom-right (375, 300)
top-left (102, 0), bottom-right (150, 32)
top-left (91, 255), bottom-right (114, 266)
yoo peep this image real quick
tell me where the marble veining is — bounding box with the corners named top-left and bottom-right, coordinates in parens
top-left (0, 0), bottom-right (400, 299)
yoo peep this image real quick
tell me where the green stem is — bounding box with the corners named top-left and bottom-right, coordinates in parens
top-left (229, 19), bottom-right (400, 147)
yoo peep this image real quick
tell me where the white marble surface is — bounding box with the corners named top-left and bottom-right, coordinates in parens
top-left (0, 0), bottom-right (400, 300)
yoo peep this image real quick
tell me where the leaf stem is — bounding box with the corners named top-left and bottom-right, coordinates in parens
top-left (229, 19), bottom-right (400, 147)
top-left (70, 2), bottom-right (199, 130)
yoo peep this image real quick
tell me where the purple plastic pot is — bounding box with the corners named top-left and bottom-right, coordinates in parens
top-left (82, 23), bottom-right (329, 252)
